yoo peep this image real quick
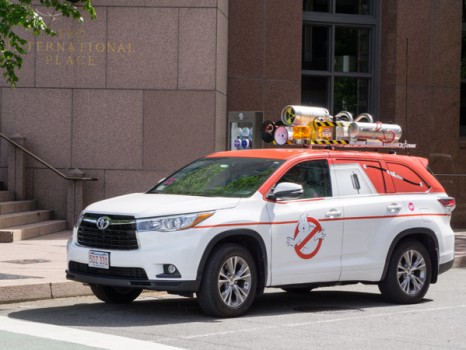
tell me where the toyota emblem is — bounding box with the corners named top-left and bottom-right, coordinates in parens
top-left (96, 216), bottom-right (111, 230)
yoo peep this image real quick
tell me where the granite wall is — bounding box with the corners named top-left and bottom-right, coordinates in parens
top-left (227, 0), bottom-right (302, 120)
top-left (379, 0), bottom-right (465, 227)
top-left (0, 0), bottom-right (228, 220)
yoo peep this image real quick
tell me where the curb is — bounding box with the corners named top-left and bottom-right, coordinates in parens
top-left (0, 282), bottom-right (92, 304)
top-left (454, 256), bottom-right (466, 269)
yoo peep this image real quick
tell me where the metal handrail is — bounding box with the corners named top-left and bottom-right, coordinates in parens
top-left (0, 132), bottom-right (97, 181)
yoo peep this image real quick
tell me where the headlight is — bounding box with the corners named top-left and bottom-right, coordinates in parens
top-left (136, 211), bottom-right (214, 232)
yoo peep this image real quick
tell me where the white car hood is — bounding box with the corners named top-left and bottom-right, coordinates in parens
top-left (84, 193), bottom-right (240, 218)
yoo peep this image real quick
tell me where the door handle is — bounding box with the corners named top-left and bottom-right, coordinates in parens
top-left (387, 203), bottom-right (402, 212)
top-left (325, 209), bottom-right (342, 218)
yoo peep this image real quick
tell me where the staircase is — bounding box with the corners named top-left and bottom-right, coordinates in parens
top-left (0, 190), bottom-right (67, 243)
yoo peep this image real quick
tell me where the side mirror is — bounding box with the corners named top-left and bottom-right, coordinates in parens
top-left (267, 182), bottom-right (303, 200)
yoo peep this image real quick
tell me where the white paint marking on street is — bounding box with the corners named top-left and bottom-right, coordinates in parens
top-left (180, 304), bottom-right (466, 340)
top-left (0, 316), bottom-right (184, 350)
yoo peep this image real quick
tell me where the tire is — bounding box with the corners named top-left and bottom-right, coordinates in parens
top-left (90, 284), bottom-right (142, 304)
top-left (379, 239), bottom-right (431, 304)
top-left (197, 244), bottom-right (257, 318)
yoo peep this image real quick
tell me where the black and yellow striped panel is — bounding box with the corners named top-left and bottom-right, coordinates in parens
top-left (313, 121), bottom-right (345, 127)
top-left (310, 140), bottom-right (348, 145)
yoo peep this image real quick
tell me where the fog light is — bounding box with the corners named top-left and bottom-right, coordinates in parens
top-left (167, 264), bottom-right (177, 274)
top-left (157, 264), bottom-right (181, 278)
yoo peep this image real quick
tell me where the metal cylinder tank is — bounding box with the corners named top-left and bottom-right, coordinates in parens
top-left (281, 105), bottom-right (329, 126)
top-left (348, 122), bottom-right (402, 143)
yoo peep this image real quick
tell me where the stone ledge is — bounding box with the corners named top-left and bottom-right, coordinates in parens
top-left (0, 282), bottom-right (92, 304)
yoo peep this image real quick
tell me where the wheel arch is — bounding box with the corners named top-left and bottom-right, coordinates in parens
top-left (196, 229), bottom-right (268, 293)
top-left (381, 228), bottom-right (439, 283)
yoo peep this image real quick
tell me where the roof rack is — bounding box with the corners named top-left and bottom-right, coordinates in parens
top-left (261, 105), bottom-right (416, 150)
top-left (308, 140), bottom-right (416, 149)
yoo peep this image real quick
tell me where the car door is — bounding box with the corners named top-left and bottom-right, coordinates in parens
top-left (331, 158), bottom-right (418, 282)
top-left (266, 159), bottom-right (344, 286)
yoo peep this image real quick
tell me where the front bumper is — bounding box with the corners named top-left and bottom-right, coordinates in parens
top-left (66, 265), bottom-right (199, 292)
top-left (67, 225), bottom-right (211, 292)
top-left (438, 258), bottom-right (454, 275)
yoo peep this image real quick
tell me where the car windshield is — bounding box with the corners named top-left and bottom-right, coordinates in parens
top-left (149, 157), bottom-right (283, 198)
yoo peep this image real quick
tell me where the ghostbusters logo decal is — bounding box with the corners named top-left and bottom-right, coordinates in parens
top-left (287, 213), bottom-right (326, 259)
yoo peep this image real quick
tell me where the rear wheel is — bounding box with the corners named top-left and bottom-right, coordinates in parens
top-left (197, 244), bottom-right (257, 318)
top-left (379, 239), bottom-right (431, 304)
top-left (90, 284), bottom-right (142, 304)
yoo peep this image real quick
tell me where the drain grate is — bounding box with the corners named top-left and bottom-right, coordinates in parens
top-left (3, 259), bottom-right (50, 265)
top-left (0, 273), bottom-right (41, 280)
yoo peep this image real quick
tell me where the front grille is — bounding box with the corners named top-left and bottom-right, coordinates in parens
top-left (69, 261), bottom-right (148, 280)
top-left (77, 214), bottom-right (139, 250)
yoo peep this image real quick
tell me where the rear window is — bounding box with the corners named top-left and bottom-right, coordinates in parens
top-left (385, 162), bottom-right (430, 193)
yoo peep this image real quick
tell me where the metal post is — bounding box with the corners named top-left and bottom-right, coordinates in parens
top-left (7, 134), bottom-right (26, 200)
top-left (67, 168), bottom-right (84, 229)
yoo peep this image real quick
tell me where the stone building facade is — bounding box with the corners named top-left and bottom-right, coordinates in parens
top-left (1, 0), bottom-right (465, 227)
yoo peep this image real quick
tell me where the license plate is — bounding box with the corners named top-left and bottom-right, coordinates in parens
top-left (88, 250), bottom-right (110, 269)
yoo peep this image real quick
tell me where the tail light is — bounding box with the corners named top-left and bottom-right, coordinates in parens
top-left (438, 197), bottom-right (456, 211)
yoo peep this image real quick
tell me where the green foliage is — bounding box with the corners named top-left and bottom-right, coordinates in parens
top-left (164, 164), bottom-right (225, 196)
top-left (0, 0), bottom-right (95, 87)
top-left (161, 163), bottom-right (275, 198)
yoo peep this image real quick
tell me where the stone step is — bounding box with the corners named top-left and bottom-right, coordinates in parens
top-left (0, 191), bottom-right (15, 202)
top-left (0, 220), bottom-right (67, 243)
top-left (0, 210), bottom-right (53, 229)
top-left (0, 200), bottom-right (36, 215)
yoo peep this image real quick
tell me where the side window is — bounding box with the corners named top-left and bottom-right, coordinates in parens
top-left (385, 162), bottom-right (430, 193)
top-left (334, 159), bottom-right (387, 193)
top-left (278, 160), bottom-right (332, 198)
top-left (331, 163), bottom-right (377, 196)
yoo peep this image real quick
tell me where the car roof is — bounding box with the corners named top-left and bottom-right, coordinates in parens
top-left (207, 148), bottom-right (426, 164)
top-left (207, 148), bottom-right (328, 160)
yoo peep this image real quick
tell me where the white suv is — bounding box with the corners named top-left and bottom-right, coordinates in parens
top-left (67, 148), bottom-right (456, 317)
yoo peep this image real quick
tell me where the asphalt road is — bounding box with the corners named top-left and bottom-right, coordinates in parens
top-left (1, 268), bottom-right (466, 350)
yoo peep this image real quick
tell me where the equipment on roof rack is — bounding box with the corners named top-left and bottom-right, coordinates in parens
top-left (261, 105), bottom-right (415, 149)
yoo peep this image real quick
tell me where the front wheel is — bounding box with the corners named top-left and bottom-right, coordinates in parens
top-left (90, 284), bottom-right (142, 304)
top-left (379, 239), bottom-right (431, 304)
top-left (197, 244), bottom-right (257, 317)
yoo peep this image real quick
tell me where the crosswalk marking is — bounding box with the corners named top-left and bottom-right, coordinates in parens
top-left (0, 316), bottom-right (183, 350)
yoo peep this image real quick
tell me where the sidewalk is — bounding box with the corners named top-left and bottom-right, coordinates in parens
top-left (0, 231), bottom-right (92, 303)
top-left (1, 230), bottom-right (465, 304)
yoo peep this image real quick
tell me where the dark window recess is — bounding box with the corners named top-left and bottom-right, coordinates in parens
top-left (302, 75), bottom-right (329, 107)
top-left (302, 0), bottom-right (378, 116)
top-left (304, 0), bottom-right (330, 12)
top-left (302, 24), bottom-right (329, 71)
